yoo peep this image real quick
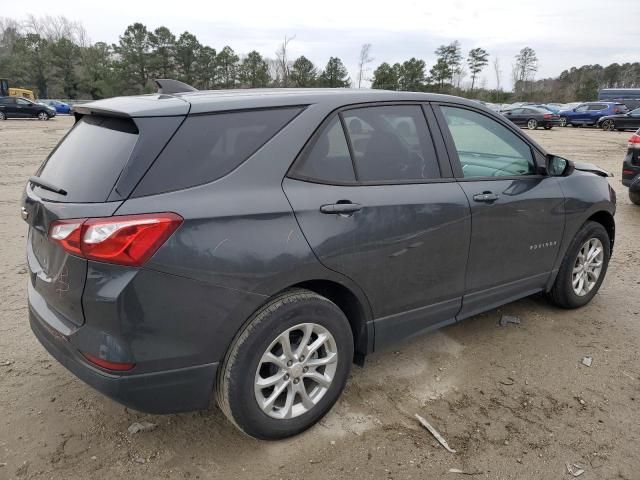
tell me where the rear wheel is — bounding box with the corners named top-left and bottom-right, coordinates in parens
top-left (601, 119), bottom-right (615, 131)
top-left (629, 190), bottom-right (640, 205)
top-left (37, 111), bottom-right (50, 121)
top-left (527, 119), bottom-right (538, 130)
top-left (0, 111), bottom-right (6, 120)
top-left (544, 125), bottom-right (552, 130)
top-left (547, 221), bottom-right (610, 308)
top-left (216, 289), bottom-right (353, 439)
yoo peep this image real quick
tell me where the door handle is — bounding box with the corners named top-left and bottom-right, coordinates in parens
top-left (320, 202), bottom-right (362, 215)
top-left (473, 192), bottom-right (499, 202)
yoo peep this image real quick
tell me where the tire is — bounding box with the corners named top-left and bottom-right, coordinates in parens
top-left (547, 221), bottom-right (610, 309)
top-left (216, 289), bottom-right (353, 440)
top-left (0, 111), bottom-right (6, 120)
top-left (37, 111), bottom-right (50, 120)
top-left (544, 126), bottom-right (552, 130)
top-left (559, 117), bottom-right (568, 127)
top-left (601, 119), bottom-right (615, 131)
top-left (527, 119), bottom-right (538, 130)
top-left (629, 189), bottom-right (640, 205)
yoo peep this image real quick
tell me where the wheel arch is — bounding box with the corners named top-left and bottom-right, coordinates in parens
top-left (285, 279), bottom-right (373, 364)
top-left (587, 210), bottom-right (615, 252)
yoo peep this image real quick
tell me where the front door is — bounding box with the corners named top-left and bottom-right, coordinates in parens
top-left (283, 104), bottom-right (471, 348)
top-left (435, 104), bottom-right (565, 318)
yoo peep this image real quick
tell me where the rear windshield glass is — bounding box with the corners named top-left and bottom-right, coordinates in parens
top-left (35, 116), bottom-right (138, 202)
top-left (133, 107), bottom-right (302, 196)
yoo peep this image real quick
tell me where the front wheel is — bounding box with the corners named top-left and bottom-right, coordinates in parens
top-left (527, 119), bottom-right (538, 130)
top-left (544, 125), bottom-right (552, 130)
top-left (216, 289), bottom-right (353, 439)
top-left (601, 119), bottom-right (615, 131)
top-left (37, 111), bottom-right (50, 121)
top-left (559, 117), bottom-right (568, 127)
top-left (629, 189), bottom-right (640, 205)
top-left (0, 111), bottom-right (6, 120)
top-left (547, 221), bottom-right (610, 309)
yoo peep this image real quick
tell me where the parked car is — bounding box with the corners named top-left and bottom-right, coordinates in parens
top-left (530, 104), bottom-right (561, 114)
top-left (502, 106), bottom-right (560, 129)
top-left (597, 107), bottom-right (640, 131)
top-left (559, 102), bottom-right (628, 127)
top-left (622, 128), bottom-right (640, 205)
top-left (41, 99), bottom-right (71, 114)
top-left (0, 96), bottom-right (55, 120)
top-left (23, 86), bottom-right (616, 439)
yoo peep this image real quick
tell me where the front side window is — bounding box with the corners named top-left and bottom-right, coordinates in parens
top-left (292, 117), bottom-right (355, 183)
top-left (342, 105), bottom-right (440, 182)
top-left (440, 106), bottom-right (535, 178)
top-left (588, 104), bottom-right (605, 111)
top-left (17, 98), bottom-right (30, 105)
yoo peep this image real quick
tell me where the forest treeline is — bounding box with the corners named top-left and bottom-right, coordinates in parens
top-left (1, 15), bottom-right (638, 102)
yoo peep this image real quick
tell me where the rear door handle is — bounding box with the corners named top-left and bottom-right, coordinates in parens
top-left (320, 202), bottom-right (362, 215)
top-left (473, 192), bottom-right (499, 202)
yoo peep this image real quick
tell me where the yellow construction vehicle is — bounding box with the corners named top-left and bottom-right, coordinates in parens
top-left (0, 78), bottom-right (36, 101)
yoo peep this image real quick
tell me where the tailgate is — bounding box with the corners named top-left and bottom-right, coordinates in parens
top-left (23, 189), bottom-right (121, 328)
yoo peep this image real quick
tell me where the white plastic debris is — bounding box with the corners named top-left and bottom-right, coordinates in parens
top-left (128, 421), bottom-right (157, 434)
top-left (499, 315), bottom-right (521, 326)
top-left (415, 413), bottom-right (456, 453)
top-left (566, 463), bottom-right (585, 477)
top-left (581, 356), bottom-right (593, 367)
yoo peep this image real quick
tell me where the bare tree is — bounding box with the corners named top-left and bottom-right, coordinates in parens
top-left (23, 14), bottom-right (88, 45)
top-left (493, 57), bottom-right (501, 91)
top-left (356, 43), bottom-right (373, 88)
top-left (275, 34), bottom-right (295, 87)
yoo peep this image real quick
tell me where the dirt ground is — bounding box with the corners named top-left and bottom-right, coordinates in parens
top-left (1, 116), bottom-right (639, 480)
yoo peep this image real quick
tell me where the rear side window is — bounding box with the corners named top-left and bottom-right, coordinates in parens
top-left (36, 116), bottom-right (139, 202)
top-left (588, 104), bottom-right (605, 111)
top-left (342, 105), bottom-right (440, 182)
top-left (135, 107), bottom-right (302, 196)
top-left (292, 117), bottom-right (356, 183)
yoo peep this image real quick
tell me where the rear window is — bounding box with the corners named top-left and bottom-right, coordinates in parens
top-left (133, 107), bottom-right (302, 196)
top-left (35, 116), bottom-right (138, 202)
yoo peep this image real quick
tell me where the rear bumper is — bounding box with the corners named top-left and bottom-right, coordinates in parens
top-left (30, 304), bottom-right (218, 414)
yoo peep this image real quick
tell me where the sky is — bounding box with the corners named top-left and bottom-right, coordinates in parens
top-left (3, 0), bottom-right (639, 89)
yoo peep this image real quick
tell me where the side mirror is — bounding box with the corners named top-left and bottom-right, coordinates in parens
top-left (548, 155), bottom-right (573, 177)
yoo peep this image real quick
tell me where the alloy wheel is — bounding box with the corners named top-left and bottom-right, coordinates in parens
top-left (254, 323), bottom-right (338, 419)
top-left (527, 119), bottom-right (537, 130)
top-left (572, 238), bottom-right (604, 296)
top-left (559, 117), bottom-right (567, 127)
top-left (37, 112), bottom-right (49, 120)
top-left (601, 120), bottom-right (615, 131)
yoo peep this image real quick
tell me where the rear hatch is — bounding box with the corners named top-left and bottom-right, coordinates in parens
top-left (23, 105), bottom-right (186, 329)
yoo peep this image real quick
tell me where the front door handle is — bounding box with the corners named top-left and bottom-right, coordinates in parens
top-left (320, 202), bottom-right (362, 215)
top-left (473, 192), bottom-right (499, 202)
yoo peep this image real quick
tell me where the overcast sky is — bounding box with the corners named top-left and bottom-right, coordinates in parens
top-left (4, 0), bottom-right (639, 89)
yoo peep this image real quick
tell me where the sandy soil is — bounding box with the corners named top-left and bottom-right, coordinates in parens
top-left (0, 116), bottom-right (639, 480)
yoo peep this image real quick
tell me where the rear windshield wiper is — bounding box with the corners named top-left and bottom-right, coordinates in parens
top-left (28, 176), bottom-right (67, 196)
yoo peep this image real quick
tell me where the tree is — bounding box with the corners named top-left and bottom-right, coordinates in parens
top-left (356, 43), bottom-right (373, 88)
top-left (13, 33), bottom-right (51, 97)
top-left (513, 47), bottom-right (538, 99)
top-left (174, 31), bottom-right (201, 84)
top-left (398, 58), bottom-right (425, 91)
top-left (371, 62), bottom-right (399, 90)
top-left (467, 47), bottom-right (489, 93)
top-left (238, 50), bottom-right (270, 88)
top-left (115, 23), bottom-right (152, 92)
top-left (194, 46), bottom-right (216, 89)
top-left (318, 57), bottom-right (350, 88)
top-left (50, 37), bottom-right (79, 98)
top-left (216, 45), bottom-right (239, 89)
top-left (493, 57), bottom-right (501, 91)
top-left (275, 34), bottom-right (295, 87)
top-left (149, 26), bottom-right (176, 79)
top-left (433, 41), bottom-right (462, 90)
top-left (429, 58), bottom-right (450, 91)
top-left (290, 56), bottom-right (317, 87)
top-left (79, 42), bottom-right (120, 99)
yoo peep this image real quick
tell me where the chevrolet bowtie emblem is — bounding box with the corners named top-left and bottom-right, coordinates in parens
top-left (21, 207), bottom-right (29, 221)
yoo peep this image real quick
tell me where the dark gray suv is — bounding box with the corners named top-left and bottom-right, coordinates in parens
top-left (23, 87), bottom-right (616, 439)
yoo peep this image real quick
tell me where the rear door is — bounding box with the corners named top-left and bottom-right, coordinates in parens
top-left (587, 103), bottom-right (607, 124)
top-left (2, 97), bottom-right (19, 117)
top-left (434, 104), bottom-right (565, 318)
top-left (283, 103), bottom-right (471, 348)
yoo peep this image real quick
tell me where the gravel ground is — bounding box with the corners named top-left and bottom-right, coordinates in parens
top-left (0, 116), bottom-right (639, 480)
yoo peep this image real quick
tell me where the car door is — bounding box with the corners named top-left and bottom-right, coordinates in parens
top-left (2, 97), bottom-right (19, 117)
top-left (283, 103), bottom-right (471, 349)
top-left (15, 98), bottom-right (35, 117)
top-left (571, 104), bottom-right (589, 124)
top-left (622, 109), bottom-right (640, 129)
top-left (587, 104), bottom-right (607, 124)
top-left (434, 104), bottom-right (565, 319)
top-left (503, 109), bottom-right (523, 126)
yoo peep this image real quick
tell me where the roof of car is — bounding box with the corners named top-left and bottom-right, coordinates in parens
top-left (74, 88), bottom-right (484, 117)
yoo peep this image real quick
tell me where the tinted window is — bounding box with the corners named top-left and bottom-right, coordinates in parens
top-left (575, 105), bottom-right (589, 112)
top-left (0, 97), bottom-right (13, 105)
top-left (292, 117), bottom-right (355, 183)
top-left (16, 98), bottom-right (30, 105)
top-left (588, 104), bottom-right (605, 111)
top-left (441, 106), bottom-right (535, 178)
top-left (342, 105), bottom-right (440, 182)
top-left (36, 116), bottom-right (139, 202)
top-left (135, 107), bottom-right (301, 195)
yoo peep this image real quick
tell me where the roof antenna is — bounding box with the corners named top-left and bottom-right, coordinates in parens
top-left (154, 79), bottom-right (198, 94)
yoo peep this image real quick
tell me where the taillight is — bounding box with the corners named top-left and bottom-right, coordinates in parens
top-left (543, 114), bottom-right (552, 119)
top-left (82, 352), bottom-right (135, 371)
top-left (629, 134), bottom-right (640, 148)
top-left (49, 213), bottom-right (183, 266)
